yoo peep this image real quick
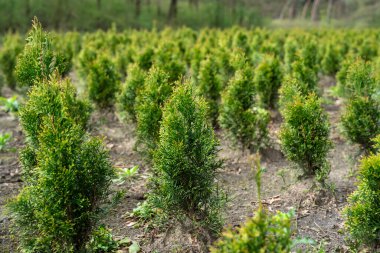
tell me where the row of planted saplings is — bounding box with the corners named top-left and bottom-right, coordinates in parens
top-left (3, 19), bottom-right (380, 252)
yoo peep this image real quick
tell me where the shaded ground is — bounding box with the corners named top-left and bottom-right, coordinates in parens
top-left (0, 76), bottom-right (360, 252)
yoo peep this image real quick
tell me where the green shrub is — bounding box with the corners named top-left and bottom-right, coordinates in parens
top-left (280, 93), bottom-right (332, 182)
top-left (154, 42), bottom-right (186, 83)
top-left (284, 36), bottom-right (300, 72)
top-left (195, 56), bottom-right (222, 126)
top-left (7, 77), bottom-right (114, 252)
top-left (341, 96), bottom-right (380, 150)
top-left (87, 53), bottom-right (120, 108)
top-left (343, 59), bottom-right (376, 99)
top-left (321, 43), bottom-right (341, 75)
top-left (135, 67), bottom-right (172, 157)
top-left (343, 136), bottom-right (380, 247)
top-left (19, 77), bottom-right (91, 148)
top-left (117, 63), bottom-right (146, 121)
top-left (335, 56), bottom-right (354, 96)
top-left (15, 18), bottom-right (70, 87)
top-left (0, 33), bottom-right (23, 90)
top-left (219, 57), bottom-right (269, 152)
top-left (253, 54), bottom-right (282, 108)
top-left (211, 208), bottom-right (293, 253)
top-left (278, 76), bottom-right (309, 112)
top-left (136, 47), bottom-right (154, 71)
top-left (148, 84), bottom-right (224, 232)
top-left (289, 60), bottom-right (318, 93)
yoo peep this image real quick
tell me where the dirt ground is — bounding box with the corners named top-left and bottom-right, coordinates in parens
top-left (0, 75), bottom-right (362, 252)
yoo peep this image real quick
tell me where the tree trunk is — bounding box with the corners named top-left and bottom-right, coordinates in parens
top-left (327, 0), bottom-right (334, 22)
top-left (279, 0), bottom-right (292, 19)
top-left (135, 0), bottom-right (141, 18)
top-left (167, 0), bottom-right (178, 23)
top-left (311, 0), bottom-right (321, 22)
top-left (288, 0), bottom-right (296, 19)
top-left (157, 0), bottom-right (162, 15)
top-left (302, 0), bottom-right (311, 19)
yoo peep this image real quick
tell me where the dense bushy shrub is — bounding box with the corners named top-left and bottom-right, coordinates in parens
top-left (289, 59), bottom-right (318, 93)
top-left (343, 59), bottom-right (376, 98)
top-left (15, 18), bottom-right (70, 87)
top-left (117, 64), bottom-right (146, 121)
top-left (135, 67), bottom-right (172, 157)
top-left (0, 33), bottom-right (23, 90)
top-left (219, 56), bottom-right (269, 152)
top-left (280, 92), bottom-right (332, 182)
top-left (7, 77), bottom-right (113, 252)
top-left (18, 77), bottom-right (91, 148)
top-left (136, 47), bottom-right (154, 71)
top-left (254, 54), bottom-right (282, 108)
top-left (148, 84), bottom-right (224, 232)
top-left (343, 136), bottom-right (380, 248)
top-left (283, 37), bottom-right (298, 72)
top-left (195, 56), bottom-right (222, 126)
top-left (340, 59), bottom-right (380, 150)
top-left (87, 53), bottom-right (120, 108)
top-left (335, 56), bottom-right (354, 95)
top-left (341, 96), bottom-right (380, 150)
top-left (154, 42), bottom-right (186, 83)
top-left (321, 43), bottom-right (341, 75)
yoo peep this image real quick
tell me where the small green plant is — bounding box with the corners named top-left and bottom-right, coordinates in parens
top-left (280, 92), bottom-right (332, 182)
top-left (15, 17), bottom-right (70, 87)
top-left (88, 226), bottom-right (140, 253)
top-left (253, 54), bottom-right (282, 108)
top-left (135, 67), bottom-right (173, 158)
top-left (0, 33), bottom-right (23, 90)
top-left (87, 53), bottom-right (120, 108)
top-left (88, 226), bottom-right (119, 252)
top-left (0, 96), bottom-right (19, 113)
top-left (147, 84), bottom-right (225, 233)
top-left (0, 132), bottom-right (12, 151)
top-left (289, 59), bottom-right (318, 94)
top-left (219, 57), bottom-right (269, 152)
top-left (117, 64), bottom-right (146, 121)
top-left (113, 166), bottom-right (139, 185)
top-left (343, 135), bottom-right (380, 249)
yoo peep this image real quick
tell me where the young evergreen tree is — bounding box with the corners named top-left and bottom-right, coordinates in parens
top-left (279, 92), bottom-right (332, 182)
top-left (117, 63), bottom-right (146, 122)
top-left (87, 53), bottom-right (120, 108)
top-left (135, 67), bottom-right (173, 157)
top-left (15, 17), bottom-right (70, 87)
top-left (343, 136), bottom-right (380, 248)
top-left (0, 33), bottom-right (23, 90)
top-left (149, 84), bottom-right (224, 232)
top-left (219, 56), bottom-right (269, 152)
top-left (7, 77), bottom-right (114, 252)
top-left (253, 54), bottom-right (283, 108)
top-left (195, 56), bottom-right (222, 126)
top-left (341, 59), bottom-right (380, 150)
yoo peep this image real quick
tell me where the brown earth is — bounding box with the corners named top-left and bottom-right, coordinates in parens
top-left (0, 76), bottom-right (362, 253)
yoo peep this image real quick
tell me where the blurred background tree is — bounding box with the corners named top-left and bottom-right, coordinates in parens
top-left (0, 0), bottom-right (378, 33)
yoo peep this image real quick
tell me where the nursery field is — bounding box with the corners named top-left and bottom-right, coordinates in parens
top-left (0, 20), bottom-right (380, 252)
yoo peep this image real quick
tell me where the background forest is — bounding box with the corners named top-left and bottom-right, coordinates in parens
top-left (0, 0), bottom-right (379, 32)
